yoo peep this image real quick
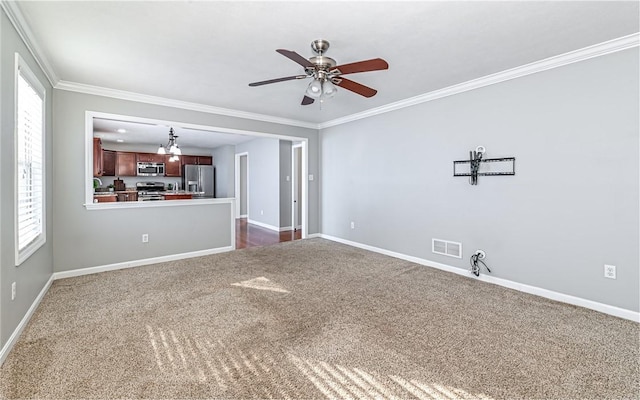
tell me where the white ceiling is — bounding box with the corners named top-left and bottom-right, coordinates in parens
top-left (15, 1), bottom-right (640, 125)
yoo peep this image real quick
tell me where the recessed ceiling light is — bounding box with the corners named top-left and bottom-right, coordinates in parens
top-left (116, 139), bottom-right (124, 143)
top-left (116, 128), bottom-right (126, 133)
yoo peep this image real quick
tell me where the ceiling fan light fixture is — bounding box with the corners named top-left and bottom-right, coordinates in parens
top-left (322, 80), bottom-right (337, 98)
top-left (306, 79), bottom-right (322, 98)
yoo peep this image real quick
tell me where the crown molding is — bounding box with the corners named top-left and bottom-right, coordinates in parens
top-left (0, 0), bottom-right (58, 86)
top-left (3, 0), bottom-right (636, 131)
top-left (319, 32), bottom-right (640, 129)
top-left (55, 80), bottom-right (318, 130)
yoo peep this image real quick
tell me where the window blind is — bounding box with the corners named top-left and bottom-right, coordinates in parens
top-left (16, 60), bottom-right (45, 262)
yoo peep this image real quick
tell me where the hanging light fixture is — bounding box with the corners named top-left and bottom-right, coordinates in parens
top-left (306, 79), bottom-right (323, 98)
top-left (305, 68), bottom-right (338, 102)
top-left (157, 127), bottom-right (181, 160)
top-left (322, 80), bottom-right (337, 98)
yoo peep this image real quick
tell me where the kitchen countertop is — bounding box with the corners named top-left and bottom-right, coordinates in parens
top-left (162, 191), bottom-right (202, 195)
top-left (94, 189), bottom-right (137, 196)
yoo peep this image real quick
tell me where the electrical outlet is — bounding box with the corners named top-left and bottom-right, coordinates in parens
top-left (309, 174), bottom-right (314, 181)
top-left (286, 175), bottom-right (290, 181)
top-left (474, 250), bottom-right (486, 259)
top-left (604, 264), bottom-right (616, 279)
top-left (260, 210), bottom-right (264, 215)
top-left (142, 234), bottom-right (149, 243)
top-left (350, 221), bottom-right (355, 229)
top-left (11, 282), bottom-right (16, 300)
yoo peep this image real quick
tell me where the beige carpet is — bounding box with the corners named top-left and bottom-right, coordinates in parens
top-left (1, 238), bottom-right (638, 399)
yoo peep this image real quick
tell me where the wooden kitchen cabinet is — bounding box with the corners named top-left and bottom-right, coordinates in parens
top-left (164, 193), bottom-right (193, 200)
top-left (181, 155), bottom-right (212, 166)
top-left (165, 155), bottom-right (181, 177)
top-left (116, 192), bottom-right (138, 202)
top-left (116, 152), bottom-right (137, 176)
top-left (102, 150), bottom-right (116, 176)
top-left (137, 153), bottom-right (165, 163)
top-left (93, 194), bottom-right (117, 203)
top-left (180, 155), bottom-right (198, 166)
top-left (93, 138), bottom-right (103, 176)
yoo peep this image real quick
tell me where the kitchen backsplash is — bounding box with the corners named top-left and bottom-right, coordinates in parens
top-left (97, 176), bottom-right (182, 190)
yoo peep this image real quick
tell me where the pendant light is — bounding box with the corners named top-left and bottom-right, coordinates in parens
top-left (157, 127), bottom-right (181, 160)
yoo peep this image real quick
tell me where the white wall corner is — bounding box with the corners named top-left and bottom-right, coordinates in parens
top-left (0, 1), bottom-right (58, 86)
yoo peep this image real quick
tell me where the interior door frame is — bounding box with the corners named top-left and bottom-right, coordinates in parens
top-left (299, 141), bottom-right (308, 239)
top-left (234, 152), bottom-right (249, 219)
top-left (291, 144), bottom-right (303, 232)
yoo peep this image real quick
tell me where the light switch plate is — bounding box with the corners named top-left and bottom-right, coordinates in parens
top-left (309, 174), bottom-right (314, 181)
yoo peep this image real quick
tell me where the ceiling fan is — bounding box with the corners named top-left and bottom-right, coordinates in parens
top-left (248, 39), bottom-right (389, 106)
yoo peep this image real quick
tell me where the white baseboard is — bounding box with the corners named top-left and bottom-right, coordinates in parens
top-left (239, 214), bottom-right (248, 218)
top-left (53, 245), bottom-right (234, 280)
top-left (279, 226), bottom-right (293, 232)
top-left (306, 233), bottom-right (322, 239)
top-left (0, 275), bottom-right (54, 366)
top-left (319, 234), bottom-right (640, 323)
top-left (247, 219), bottom-right (280, 232)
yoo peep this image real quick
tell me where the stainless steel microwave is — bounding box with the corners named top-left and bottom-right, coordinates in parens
top-left (137, 162), bottom-right (165, 176)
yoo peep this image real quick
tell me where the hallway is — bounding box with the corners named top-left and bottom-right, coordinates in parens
top-left (235, 218), bottom-right (301, 249)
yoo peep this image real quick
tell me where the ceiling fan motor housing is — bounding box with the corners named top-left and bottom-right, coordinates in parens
top-left (308, 56), bottom-right (337, 70)
top-left (307, 40), bottom-right (337, 78)
top-left (311, 39), bottom-right (330, 55)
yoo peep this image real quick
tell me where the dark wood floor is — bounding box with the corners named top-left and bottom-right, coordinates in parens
top-left (235, 218), bottom-right (301, 249)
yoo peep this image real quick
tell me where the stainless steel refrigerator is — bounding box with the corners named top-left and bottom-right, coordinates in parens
top-left (182, 165), bottom-right (215, 198)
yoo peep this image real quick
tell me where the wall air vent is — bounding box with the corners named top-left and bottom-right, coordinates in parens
top-left (432, 238), bottom-right (463, 259)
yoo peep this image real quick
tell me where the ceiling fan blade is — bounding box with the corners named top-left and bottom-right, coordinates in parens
top-left (276, 49), bottom-right (314, 68)
top-left (333, 58), bottom-right (389, 75)
top-left (249, 75), bottom-right (307, 87)
top-left (332, 77), bottom-right (377, 98)
top-left (301, 96), bottom-right (315, 106)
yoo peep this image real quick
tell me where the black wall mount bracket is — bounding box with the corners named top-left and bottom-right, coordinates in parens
top-left (454, 149), bottom-right (515, 185)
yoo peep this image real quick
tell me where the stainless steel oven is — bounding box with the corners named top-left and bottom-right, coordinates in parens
top-left (137, 162), bottom-right (165, 177)
top-left (136, 182), bottom-right (165, 201)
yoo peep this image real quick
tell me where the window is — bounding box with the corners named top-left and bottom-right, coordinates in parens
top-left (15, 54), bottom-right (46, 266)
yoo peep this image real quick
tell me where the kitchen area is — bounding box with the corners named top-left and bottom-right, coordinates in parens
top-left (92, 136), bottom-right (216, 203)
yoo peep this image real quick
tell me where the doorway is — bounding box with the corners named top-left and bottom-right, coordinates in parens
top-left (235, 152), bottom-right (248, 219)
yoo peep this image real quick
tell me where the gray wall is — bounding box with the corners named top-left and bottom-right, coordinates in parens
top-left (236, 137), bottom-right (280, 228)
top-left (320, 49), bottom-right (639, 312)
top-left (53, 90), bottom-right (319, 273)
top-left (211, 145), bottom-right (235, 198)
top-left (279, 140), bottom-right (292, 228)
top-left (0, 9), bottom-right (54, 346)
